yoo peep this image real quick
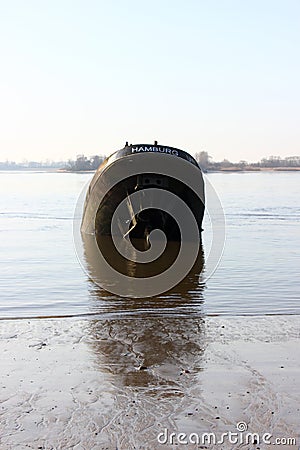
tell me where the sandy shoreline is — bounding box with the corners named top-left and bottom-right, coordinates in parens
top-left (0, 315), bottom-right (299, 449)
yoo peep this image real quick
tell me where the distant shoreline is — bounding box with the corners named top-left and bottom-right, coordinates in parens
top-left (205, 166), bottom-right (300, 173)
top-left (0, 167), bottom-right (299, 174)
top-left (62, 166), bottom-right (300, 174)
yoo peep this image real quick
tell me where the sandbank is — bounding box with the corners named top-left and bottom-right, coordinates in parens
top-left (0, 315), bottom-right (299, 449)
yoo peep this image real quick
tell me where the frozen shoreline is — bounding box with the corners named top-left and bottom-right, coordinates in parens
top-left (0, 315), bottom-right (299, 449)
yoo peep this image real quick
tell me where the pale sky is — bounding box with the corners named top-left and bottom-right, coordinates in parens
top-left (0, 0), bottom-right (299, 163)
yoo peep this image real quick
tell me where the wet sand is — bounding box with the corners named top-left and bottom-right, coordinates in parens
top-left (0, 315), bottom-right (299, 449)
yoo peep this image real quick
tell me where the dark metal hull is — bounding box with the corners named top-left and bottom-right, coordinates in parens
top-left (81, 143), bottom-right (205, 242)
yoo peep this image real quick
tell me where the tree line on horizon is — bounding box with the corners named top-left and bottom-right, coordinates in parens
top-left (195, 151), bottom-right (300, 171)
top-left (0, 152), bottom-right (299, 171)
top-left (65, 154), bottom-right (106, 171)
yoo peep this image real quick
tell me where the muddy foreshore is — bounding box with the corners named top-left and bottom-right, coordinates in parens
top-left (0, 315), bottom-right (299, 449)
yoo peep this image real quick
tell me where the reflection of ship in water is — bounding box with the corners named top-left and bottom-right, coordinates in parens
top-left (82, 232), bottom-right (205, 298)
top-left (83, 236), bottom-right (206, 388)
top-left (82, 233), bottom-right (205, 306)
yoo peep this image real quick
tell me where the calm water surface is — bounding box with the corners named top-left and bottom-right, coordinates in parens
top-left (0, 171), bottom-right (299, 318)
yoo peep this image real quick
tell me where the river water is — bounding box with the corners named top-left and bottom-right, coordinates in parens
top-left (0, 170), bottom-right (299, 319)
